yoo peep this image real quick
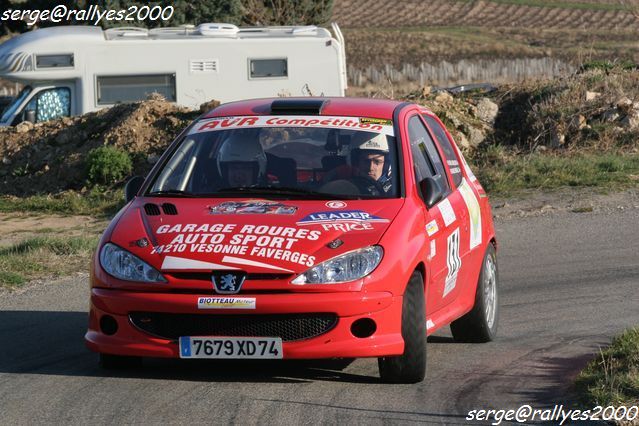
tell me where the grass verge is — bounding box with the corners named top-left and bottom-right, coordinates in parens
top-left (0, 235), bottom-right (99, 288)
top-left (575, 327), bottom-right (639, 406)
top-left (0, 190), bottom-right (124, 217)
top-left (471, 148), bottom-right (639, 196)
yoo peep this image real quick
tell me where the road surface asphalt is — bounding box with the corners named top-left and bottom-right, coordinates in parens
top-left (1, 202), bottom-right (638, 425)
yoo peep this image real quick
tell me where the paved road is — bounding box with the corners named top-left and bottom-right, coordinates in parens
top-left (1, 206), bottom-right (638, 425)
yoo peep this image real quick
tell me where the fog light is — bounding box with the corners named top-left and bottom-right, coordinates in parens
top-left (351, 318), bottom-right (376, 338)
top-left (100, 315), bottom-right (118, 336)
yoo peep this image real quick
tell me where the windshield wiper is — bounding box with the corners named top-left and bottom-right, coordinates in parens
top-left (147, 189), bottom-right (196, 197)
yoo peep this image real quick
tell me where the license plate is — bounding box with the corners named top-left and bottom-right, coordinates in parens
top-left (179, 336), bottom-right (283, 359)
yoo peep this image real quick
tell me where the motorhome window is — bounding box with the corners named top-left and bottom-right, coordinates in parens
top-left (249, 59), bottom-right (288, 78)
top-left (24, 88), bottom-right (71, 123)
top-left (36, 54), bottom-right (74, 69)
top-left (1, 86), bottom-right (31, 123)
top-left (96, 74), bottom-right (176, 105)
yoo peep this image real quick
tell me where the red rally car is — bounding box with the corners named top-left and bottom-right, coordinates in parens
top-left (85, 97), bottom-right (499, 383)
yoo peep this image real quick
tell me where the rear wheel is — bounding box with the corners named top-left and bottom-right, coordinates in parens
top-left (451, 243), bottom-right (499, 342)
top-left (99, 353), bottom-right (142, 370)
top-left (378, 270), bottom-right (426, 383)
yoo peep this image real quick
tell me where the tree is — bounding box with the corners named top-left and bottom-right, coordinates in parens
top-left (241, 0), bottom-right (334, 26)
top-left (1, 0), bottom-right (244, 31)
top-left (0, 0), bottom-right (334, 34)
top-left (98, 0), bottom-right (244, 28)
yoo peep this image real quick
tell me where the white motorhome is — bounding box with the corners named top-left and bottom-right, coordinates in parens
top-left (0, 23), bottom-right (347, 126)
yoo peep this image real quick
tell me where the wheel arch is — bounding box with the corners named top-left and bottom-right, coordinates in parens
top-left (413, 261), bottom-right (427, 292)
top-left (490, 236), bottom-right (498, 252)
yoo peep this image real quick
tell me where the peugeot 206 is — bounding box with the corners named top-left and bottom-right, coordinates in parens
top-left (85, 98), bottom-right (499, 383)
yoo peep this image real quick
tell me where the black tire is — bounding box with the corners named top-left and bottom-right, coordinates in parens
top-left (99, 353), bottom-right (142, 370)
top-left (378, 271), bottom-right (426, 383)
top-left (451, 243), bottom-right (499, 343)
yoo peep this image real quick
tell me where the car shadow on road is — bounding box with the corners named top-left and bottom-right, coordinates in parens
top-left (0, 310), bottom-right (380, 384)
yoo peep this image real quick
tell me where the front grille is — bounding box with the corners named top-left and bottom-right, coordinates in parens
top-left (168, 272), bottom-right (292, 281)
top-left (129, 312), bottom-right (338, 342)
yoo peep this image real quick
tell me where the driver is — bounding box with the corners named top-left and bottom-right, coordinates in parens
top-left (351, 132), bottom-right (393, 194)
top-left (217, 131), bottom-right (267, 187)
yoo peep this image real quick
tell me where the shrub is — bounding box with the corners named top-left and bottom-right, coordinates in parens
top-left (86, 146), bottom-right (132, 186)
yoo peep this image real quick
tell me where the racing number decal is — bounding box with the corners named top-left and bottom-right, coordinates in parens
top-left (444, 228), bottom-right (461, 297)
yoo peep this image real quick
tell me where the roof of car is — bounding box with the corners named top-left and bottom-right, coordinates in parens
top-left (203, 97), bottom-right (409, 120)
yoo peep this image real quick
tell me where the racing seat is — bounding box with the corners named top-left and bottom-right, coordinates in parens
top-left (321, 129), bottom-right (348, 174)
top-left (321, 155), bottom-right (346, 172)
top-left (266, 153), bottom-right (297, 186)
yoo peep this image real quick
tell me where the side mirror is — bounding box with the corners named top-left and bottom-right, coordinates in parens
top-left (419, 177), bottom-right (444, 208)
top-left (124, 176), bottom-right (145, 202)
top-left (25, 109), bottom-right (36, 123)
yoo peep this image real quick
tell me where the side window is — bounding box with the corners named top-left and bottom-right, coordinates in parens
top-left (423, 115), bottom-right (463, 187)
top-left (25, 88), bottom-right (71, 123)
top-left (249, 58), bottom-right (288, 78)
top-left (407, 115), bottom-right (451, 196)
top-left (96, 74), bottom-right (176, 105)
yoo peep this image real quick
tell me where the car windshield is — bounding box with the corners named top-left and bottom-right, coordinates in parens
top-left (149, 115), bottom-right (400, 199)
top-left (1, 85), bottom-right (31, 124)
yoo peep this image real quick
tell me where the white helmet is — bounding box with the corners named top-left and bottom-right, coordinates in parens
top-left (352, 132), bottom-right (389, 153)
top-left (350, 132), bottom-right (392, 179)
top-left (217, 132), bottom-right (267, 182)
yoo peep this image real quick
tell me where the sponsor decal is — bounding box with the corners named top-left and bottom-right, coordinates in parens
top-left (426, 319), bottom-right (435, 330)
top-left (298, 210), bottom-right (388, 225)
top-left (437, 199), bottom-right (456, 227)
top-left (444, 228), bottom-right (461, 297)
top-left (460, 153), bottom-right (477, 182)
top-left (209, 200), bottom-right (297, 215)
top-left (161, 256), bottom-right (238, 270)
top-left (198, 297), bottom-right (256, 310)
top-left (459, 179), bottom-right (482, 250)
top-left (297, 210), bottom-right (388, 233)
top-left (326, 200), bottom-right (347, 209)
top-left (430, 240), bottom-right (436, 258)
top-left (447, 160), bottom-right (461, 174)
top-left (222, 256), bottom-right (294, 272)
top-left (425, 220), bottom-right (439, 236)
top-left (194, 115), bottom-right (395, 136)
top-left (153, 223), bottom-right (319, 267)
top-left (359, 117), bottom-right (393, 126)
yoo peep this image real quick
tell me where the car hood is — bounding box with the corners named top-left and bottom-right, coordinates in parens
top-left (110, 198), bottom-right (404, 276)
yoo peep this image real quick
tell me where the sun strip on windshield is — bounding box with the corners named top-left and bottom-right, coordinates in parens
top-left (191, 115), bottom-right (395, 137)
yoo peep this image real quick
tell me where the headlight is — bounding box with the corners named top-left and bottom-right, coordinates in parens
top-left (291, 246), bottom-right (383, 285)
top-left (99, 243), bottom-right (166, 283)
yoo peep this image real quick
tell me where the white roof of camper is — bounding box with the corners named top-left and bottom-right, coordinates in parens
top-left (10, 23), bottom-right (332, 42)
top-left (106, 23), bottom-right (332, 39)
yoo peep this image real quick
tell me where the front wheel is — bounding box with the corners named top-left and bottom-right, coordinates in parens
top-left (378, 270), bottom-right (426, 383)
top-left (451, 243), bottom-right (499, 343)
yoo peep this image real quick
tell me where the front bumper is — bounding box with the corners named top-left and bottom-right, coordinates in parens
top-left (85, 289), bottom-right (405, 359)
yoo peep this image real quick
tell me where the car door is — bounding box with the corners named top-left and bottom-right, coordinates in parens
top-left (423, 113), bottom-right (486, 294)
top-left (406, 114), bottom-right (471, 313)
